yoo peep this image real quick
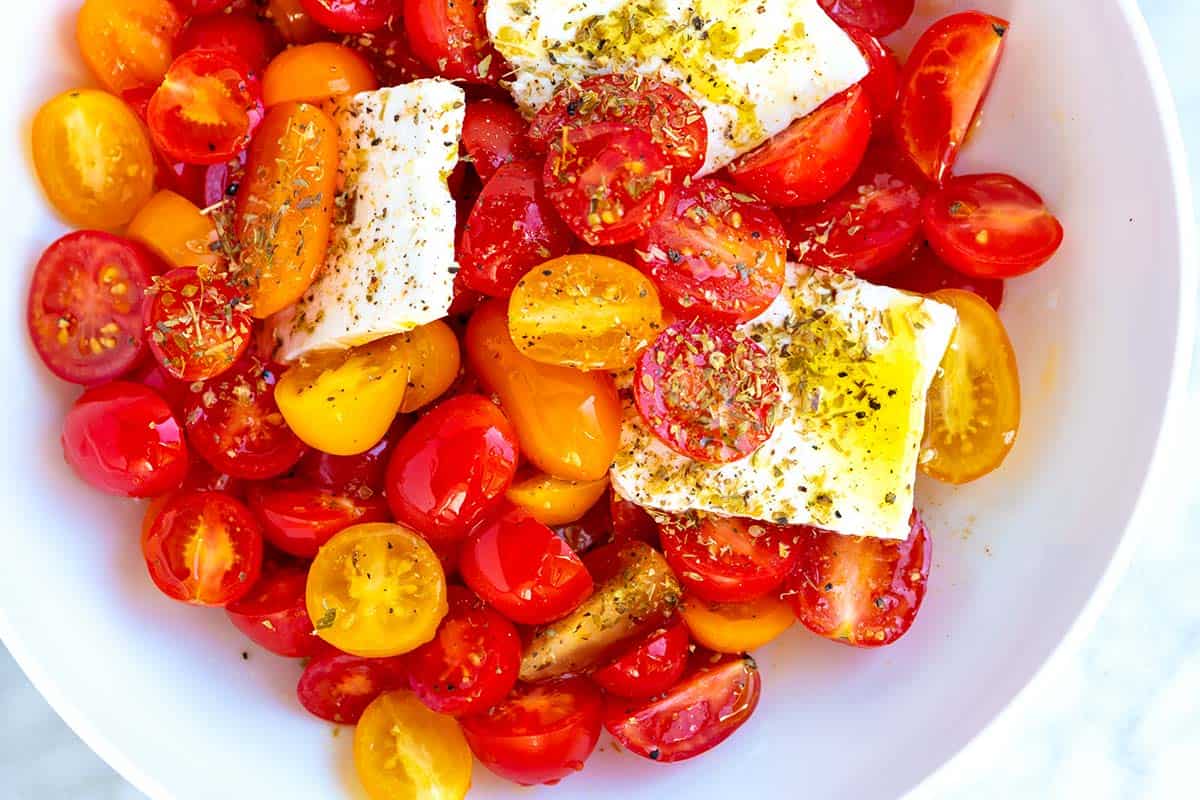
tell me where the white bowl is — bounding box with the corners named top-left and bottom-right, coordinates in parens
top-left (0, 1), bottom-right (1193, 798)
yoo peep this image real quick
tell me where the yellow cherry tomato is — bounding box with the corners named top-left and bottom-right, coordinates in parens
top-left (307, 523), bottom-right (448, 658)
top-left (466, 299), bottom-right (622, 481)
top-left (262, 43), bottom-right (378, 107)
top-left (506, 472), bottom-right (609, 526)
top-left (126, 190), bottom-right (220, 270)
top-left (32, 89), bottom-right (156, 230)
top-left (921, 289), bottom-right (1021, 484)
top-left (398, 321), bottom-right (461, 414)
top-left (680, 593), bottom-right (795, 654)
top-left (276, 334), bottom-right (412, 457)
top-left (355, 691), bottom-right (472, 800)
top-left (76, 0), bottom-right (183, 94)
top-left (508, 254), bottom-right (664, 370)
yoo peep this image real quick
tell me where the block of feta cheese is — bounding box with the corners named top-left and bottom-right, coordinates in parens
top-left (485, 0), bottom-right (868, 175)
top-left (274, 79), bottom-right (465, 362)
top-left (611, 265), bottom-right (958, 541)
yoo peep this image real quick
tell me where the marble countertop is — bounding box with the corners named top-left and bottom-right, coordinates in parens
top-left (3, 2), bottom-right (1198, 799)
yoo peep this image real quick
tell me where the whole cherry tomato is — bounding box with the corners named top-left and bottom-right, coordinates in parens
top-left (176, 12), bottom-right (281, 73)
top-left (145, 268), bottom-right (253, 382)
top-left (226, 565), bottom-right (328, 657)
top-left (462, 98), bottom-right (535, 183)
top-left (593, 617), bottom-right (690, 699)
top-left (818, 0), bottom-right (915, 38)
top-left (295, 417), bottom-right (409, 496)
top-left (246, 479), bottom-right (392, 558)
top-left (261, 42), bottom-right (377, 106)
top-left (300, 0), bottom-right (401, 34)
top-left (680, 593), bottom-right (795, 654)
top-left (77, 0), bottom-right (184, 94)
top-left (402, 0), bottom-right (505, 84)
top-left (126, 190), bottom-right (220, 271)
top-left (297, 650), bottom-right (409, 724)
top-left (658, 515), bottom-right (799, 604)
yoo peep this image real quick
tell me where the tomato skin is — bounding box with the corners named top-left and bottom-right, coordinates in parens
top-left (77, 0), bottom-right (184, 94)
top-left (610, 494), bottom-right (658, 546)
top-left (63, 383), bottom-right (189, 498)
top-left (226, 565), bottom-right (327, 657)
top-left (604, 653), bottom-right (761, 763)
top-left (461, 677), bottom-right (604, 786)
top-left (462, 98), bottom-right (535, 183)
top-left (344, 18), bottom-right (433, 87)
top-left (843, 25), bottom-right (901, 125)
top-left (658, 515), bottom-right (799, 604)
top-left (145, 268), bottom-right (254, 382)
top-left (355, 690), bottom-right (474, 800)
top-left (593, 618), bottom-right (690, 699)
top-left (176, 13), bottom-right (281, 73)
top-left (246, 479), bottom-right (391, 558)
top-left (882, 243), bottom-right (1004, 309)
top-left (402, 0), bottom-right (505, 84)
top-left (506, 472), bottom-right (609, 528)
top-left (262, 42), bottom-right (377, 106)
top-left (818, 0), bottom-right (915, 37)
top-left (680, 593), bottom-right (795, 654)
top-left (126, 191), bottom-right (220, 271)
top-left (299, 0), bottom-right (401, 34)
top-left (295, 417), bottom-right (408, 496)
top-left (297, 651), bottom-right (408, 724)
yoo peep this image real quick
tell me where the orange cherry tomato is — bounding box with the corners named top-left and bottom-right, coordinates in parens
top-left (506, 472), bottom-right (609, 527)
top-left (76, 0), bottom-right (183, 94)
top-left (126, 190), bottom-right (220, 270)
top-left (262, 42), bottom-right (378, 106)
top-left (465, 300), bottom-right (622, 482)
top-left (921, 289), bottom-right (1021, 483)
top-left (397, 320), bottom-right (461, 413)
top-left (234, 102), bottom-right (339, 317)
top-left (680, 593), bottom-right (794, 654)
top-left (267, 0), bottom-right (329, 44)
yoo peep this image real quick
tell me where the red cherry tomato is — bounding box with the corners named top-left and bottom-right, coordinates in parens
top-left (63, 382), bottom-right (189, 498)
top-left (182, 358), bottom-right (308, 479)
top-left (604, 653), bottom-right (760, 763)
top-left (147, 49), bottom-right (264, 166)
top-left (893, 12), bottom-right (1008, 183)
top-left (28, 231), bottom-right (159, 385)
top-left (299, 0), bottom-right (400, 33)
top-left (296, 650), bottom-right (407, 724)
top-left (226, 565), bottom-right (326, 657)
top-left (881, 243), bottom-right (1004, 309)
top-left (922, 173), bottom-right (1064, 278)
top-left (610, 493), bottom-right (658, 546)
top-left (458, 160), bottom-right (575, 297)
top-left (201, 151), bottom-right (248, 208)
top-left (145, 268), bottom-right (254, 382)
top-left (787, 511), bottom-right (931, 647)
top-left (295, 417), bottom-right (408, 496)
top-left (635, 178), bottom-right (787, 324)
top-left (818, 0), bottom-right (915, 37)
top-left (593, 617), bottom-right (690, 699)
top-left (462, 98), bottom-right (535, 183)
top-left (174, 0), bottom-right (235, 14)
top-left (129, 358), bottom-right (191, 418)
top-left (634, 319), bottom-right (781, 464)
top-left (460, 508), bottom-right (593, 626)
top-left (727, 85), bottom-right (872, 208)
top-left (406, 587), bottom-right (521, 717)
top-left (402, 0), bottom-right (505, 84)
top-left (461, 677), bottom-right (603, 786)
top-left (246, 479), bottom-right (392, 558)
top-left (843, 25), bottom-right (901, 125)
top-left (528, 74), bottom-right (708, 178)
top-left (344, 18), bottom-right (433, 86)
top-left (182, 457), bottom-right (246, 496)
top-left (545, 124), bottom-right (673, 247)
top-left (659, 515), bottom-right (799, 604)
top-left (141, 489), bottom-right (264, 606)
top-left (175, 13), bottom-right (281, 73)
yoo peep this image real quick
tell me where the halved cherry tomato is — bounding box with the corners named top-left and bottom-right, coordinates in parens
top-left (295, 417), bottom-right (409, 496)
top-left (461, 677), bottom-right (603, 786)
top-left (787, 511), bottom-right (931, 646)
top-left (610, 493), bottom-right (658, 546)
top-left (226, 564), bottom-right (327, 657)
top-left (63, 382), bottom-right (189, 498)
top-left (402, 0), bottom-right (504, 84)
top-left (506, 472), bottom-right (609, 527)
top-left (894, 12), bottom-right (1008, 183)
top-left (882, 243), bottom-right (1005, 309)
top-left (634, 320), bottom-right (781, 464)
top-left (462, 98), bottom-right (535, 182)
top-left (28, 231), bottom-right (157, 384)
top-left (307, 522), bottom-right (448, 657)
top-left (921, 289), bottom-right (1021, 483)
top-left (127, 191), bottom-right (220, 271)
top-left (593, 618), bottom-right (690, 699)
top-left (300, 0), bottom-right (400, 33)
top-left (246, 479), bottom-right (391, 557)
top-left (234, 102), bottom-right (339, 316)
top-left (923, 173), bottom-right (1064, 278)
top-left (604, 653), bottom-right (761, 763)
top-left (118, 86), bottom-right (209, 205)
top-left (458, 160), bottom-right (575, 298)
top-left (659, 515), bottom-right (798, 604)
top-left (508, 254), bottom-right (664, 370)
top-left (680, 593), bottom-right (794, 654)
top-left (635, 178), bottom-right (787, 324)
top-left (396, 321), bottom-right (461, 413)
top-left (843, 25), bottom-right (901, 125)
top-left (545, 124), bottom-right (673, 247)
top-left (819, 0), bottom-right (914, 37)
top-left (77, 0), bottom-right (184, 94)
top-left (183, 357), bottom-right (308, 479)
top-left (345, 17), bottom-right (433, 86)
top-left (528, 74), bottom-right (709, 178)
top-left (268, 0), bottom-right (329, 44)
top-left (262, 42), bottom-right (377, 106)
top-left (145, 268), bottom-right (253, 382)
top-left (728, 85), bottom-right (872, 208)
top-left (297, 651), bottom-right (407, 723)
top-left (466, 300), bottom-right (622, 482)
top-left (407, 587), bottom-right (522, 717)
top-left (32, 90), bottom-right (156, 230)
top-left (460, 508), bottom-right (593, 626)
top-left (176, 12), bottom-right (281, 73)
top-left (142, 489), bottom-right (263, 605)
top-left (355, 690), bottom-right (473, 800)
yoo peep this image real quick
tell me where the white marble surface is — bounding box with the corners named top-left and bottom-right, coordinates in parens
top-left (3, 2), bottom-right (1198, 799)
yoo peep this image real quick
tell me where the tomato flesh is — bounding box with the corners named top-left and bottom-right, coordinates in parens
top-left (659, 515), bottom-right (799, 604)
top-left (593, 618), bottom-right (690, 699)
top-left (226, 565), bottom-right (327, 657)
top-left (297, 650), bottom-right (408, 724)
top-left (246, 479), bottom-right (391, 558)
top-left (145, 268), bottom-right (253, 382)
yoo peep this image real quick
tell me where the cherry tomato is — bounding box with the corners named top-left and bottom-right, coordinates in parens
top-left (262, 42), bottom-right (377, 106)
top-left (402, 0), bottom-right (504, 84)
top-left (882, 243), bottom-right (1005, 309)
top-left (142, 489), bottom-right (264, 605)
top-left (528, 74), bottom-right (709, 178)
top-left (226, 564), bottom-right (327, 657)
top-left (659, 515), bottom-right (798, 604)
top-left (894, 12), bottom-right (1008, 183)
top-left (126, 190), bottom-right (220, 271)
top-left (183, 358), bottom-right (308, 480)
top-left (268, 0), bottom-right (329, 44)
top-left (130, 359), bottom-right (192, 419)
top-left (818, 0), bottom-right (915, 38)
top-left (181, 458), bottom-right (245, 496)
top-left (345, 17), bottom-right (433, 86)
top-left (355, 690), bottom-right (473, 800)
top-left (920, 289), bottom-right (1021, 484)
top-left (32, 90), bottom-right (156, 230)
top-left (604, 653), bottom-right (760, 763)
top-left (787, 511), bottom-right (931, 646)
top-left (201, 151), bottom-right (248, 208)
top-left (462, 98), bottom-right (535, 183)
top-left (506, 472), bottom-right (609, 527)
top-left (610, 493), bottom-right (658, 546)
top-left (635, 178), bottom-right (787, 324)
top-left (28, 231), bottom-right (157, 384)
top-left (554, 494), bottom-right (614, 555)
top-left (407, 587), bottom-right (522, 716)
top-left (458, 160), bottom-right (575, 298)
top-left (680, 593), bottom-right (794, 654)
top-left (63, 383), bottom-right (189, 498)
top-left (144, 268), bottom-right (253, 382)
top-left (843, 25), bottom-right (901, 125)
top-left (174, 0), bottom-right (235, 14)
top-left (297, 651), bottom-right (407, 723)
top-left (299, 0), bottom-right (399, 33)
top-left (176, 13), bottom-right (281, 73)
top-left (394, 320), bottom-right (462, 414)
top-left (460, 508), bottom-right (594, 626)
top-left (545, 124), bottom-right (673, 247)
top-left (593, 618), bottom-right (690, 699)
top-left (246, 479), bottom-right (391, 558)
top-left (295, 417), bottom-right (408, 496)
top-left (147, 50), bottom-right (265, 166)
top-left (634, 320), bottom-right (781, 464)
top-left (77, 0), bottom-right (184, 94)
top-left (461, 677), bottom-right (603, 786)
top-left (728, 85), bottom-right (872, 208)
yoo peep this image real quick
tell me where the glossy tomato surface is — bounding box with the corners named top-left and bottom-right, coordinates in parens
top-left (297, 650), bottom-right (408, 724)
top-left (246, 479), bottom-right (391, 558)
top-left (462, 98), bottom-right (534, 183)
top-left (261, 42), bottom-right (377, 106)
top-left (658, 515), bottom-right (799, 604)
top-left (77, 0), bottom-right (184, 94)
top-left (402, 0), bottom-right (504, 84)
top-left (295, 417), bottom-right (408, 496)
top-left (145, 268), bottom-right (253, 382)
top-left (176, 12), bottom-right (281, 72)
top-left (819, 0), bottom-right (915, 37)
top-left (882, 243), bottom-right (1005, 309)
top-left (843, 25), bottom-right (901, 124)
top-left (226, 564), bottom-right (327, 657)
top-left (593, 617), bottom-right (690, 699)
top-left (299, 0), bottom-right (401, 34)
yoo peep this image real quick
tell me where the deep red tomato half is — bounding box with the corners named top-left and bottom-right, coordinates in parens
top-left (462, 98), bottom-right (535, 183)
top-left (658, 515), bottom-right (799, 604)
top-left (300, 0), bottom-right (400, 34)
top-left (818, 0), bottom-right (915, 38)
top-left (604, 653), bottom-right (761, 763)
top-left (295, 416), bottom-right (409, 496)
top-left (296, 650), bottom-right (408, 724)
top-left (402, 0), bottom-right (505, 84)
top-left (63, 382), bottom-right (189, 498)
top-left (145, 268), bottom-right (254, 382)
top-left (593, 617), bottom-right (690, 699)
top-left (176, 12), bottom-right (282, 73)
top-left (226, 564), bottom-right (326, 657)
top-left (881, 243), bottom-right (1004, 309)
top-left (344, 17), bottom-right (433, 87)
top-left (246, 479), bottom-right (391, 558)
top-left (843, 25), bottom-right (901, 125)
top-left (462, 677), bottom-right (604, 786)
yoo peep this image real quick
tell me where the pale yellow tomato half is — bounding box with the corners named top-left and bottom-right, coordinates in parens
top-left (354, 690), bottom-right (472, 800)
top-left (680, 592), bottom-right (795, 654)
